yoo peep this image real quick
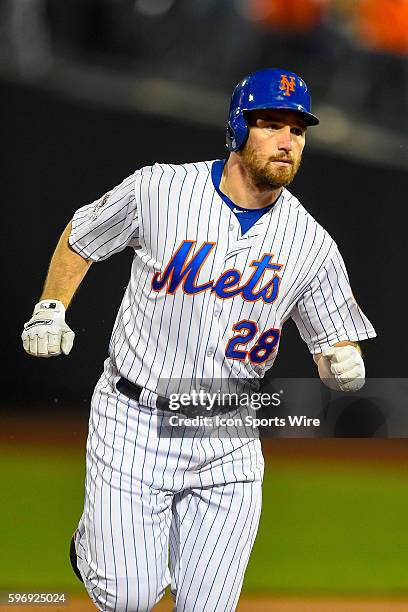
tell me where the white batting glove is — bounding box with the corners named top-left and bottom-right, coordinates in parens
top-left (22, 300), bottom-right (75, 357)
top-left (320, 345), bottom-right (365, 392)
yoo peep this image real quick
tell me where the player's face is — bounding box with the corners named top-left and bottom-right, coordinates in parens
top-left (240, 109), bottom-right (307, 190)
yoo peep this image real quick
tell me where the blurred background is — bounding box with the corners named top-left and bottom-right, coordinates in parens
top-left (2, 0), bottom-right (408, 609)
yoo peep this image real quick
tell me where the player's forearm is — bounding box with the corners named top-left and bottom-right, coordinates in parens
top-left (40, 221), bottom-right (92, 309)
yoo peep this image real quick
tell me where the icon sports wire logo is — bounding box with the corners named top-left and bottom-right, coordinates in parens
top-left (280, 75), bottom-right (296, 97)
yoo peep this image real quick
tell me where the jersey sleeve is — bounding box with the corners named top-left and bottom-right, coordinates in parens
top-left (68, 171), bottom-right (140, 262)
top-left (291, 246), bottom-right (377, 354)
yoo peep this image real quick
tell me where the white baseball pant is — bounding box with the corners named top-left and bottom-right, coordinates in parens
top-left (73, 373), bottom-right (264, 612)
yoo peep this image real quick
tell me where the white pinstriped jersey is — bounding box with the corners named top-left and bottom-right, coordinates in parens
top-left (69, 160), bottom-right (376, 396)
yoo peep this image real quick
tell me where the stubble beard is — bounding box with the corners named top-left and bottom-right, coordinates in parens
top-left (240, 140), bottom-right (302, 190)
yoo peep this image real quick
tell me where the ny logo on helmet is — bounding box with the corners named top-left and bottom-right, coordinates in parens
top-left (280, 75), bottom-right (296, 97)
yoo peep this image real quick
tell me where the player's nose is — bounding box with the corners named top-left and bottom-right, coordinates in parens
top-left (277, 126), bottom-right (293, 152)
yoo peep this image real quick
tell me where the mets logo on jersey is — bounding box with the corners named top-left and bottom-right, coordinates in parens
top-left (151, 240), bottom-right (283, 304)
top-left (280, 75), bottom-right (296, 97)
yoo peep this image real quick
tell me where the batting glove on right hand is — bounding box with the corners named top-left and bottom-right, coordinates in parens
top-left (22, 300), bottom-right (75, 357)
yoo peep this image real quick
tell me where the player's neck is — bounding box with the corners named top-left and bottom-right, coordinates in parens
top-left (221, 155), bottom-right (282, 210)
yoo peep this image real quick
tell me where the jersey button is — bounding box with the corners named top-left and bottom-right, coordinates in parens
top-left (213, 310), bottom-right (220, 318)
top-left (229, 223), bottom-right (234, 231)
top-left (207, 349), bottom-right (214, 357)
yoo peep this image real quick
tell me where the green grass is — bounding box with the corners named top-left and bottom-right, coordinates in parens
top-left (1, 447), bottom-right (408, 596)
top-left (0, 446), bottom-right (85, 592)
top-left (245, 461), bottom-right (408, 595)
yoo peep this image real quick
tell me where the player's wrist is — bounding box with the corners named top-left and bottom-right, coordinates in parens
top-left (35, 299), bottom-right (66, 314)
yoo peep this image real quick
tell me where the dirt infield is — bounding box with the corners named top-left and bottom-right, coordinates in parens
top-left (3, 596), bottom-right (408, 611)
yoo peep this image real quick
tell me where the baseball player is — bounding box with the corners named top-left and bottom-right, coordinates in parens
top-left (22, 68), bottom-right (376, 611)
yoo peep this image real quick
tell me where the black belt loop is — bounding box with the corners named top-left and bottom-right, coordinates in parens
top-left (116, 377), bottom-right (142, 402)
top-left (116, 377), bottom-right (170, 411)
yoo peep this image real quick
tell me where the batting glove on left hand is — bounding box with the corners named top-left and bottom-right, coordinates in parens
top-left (320, 345), bottom-right (365, 392)
top-left (22, 300), bottom-right (75, 357)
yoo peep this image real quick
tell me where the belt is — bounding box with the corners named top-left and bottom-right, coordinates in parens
top-left (116, 377), bottom-right (240, 416)
top-left (116, 377), bottom-right (170, 411)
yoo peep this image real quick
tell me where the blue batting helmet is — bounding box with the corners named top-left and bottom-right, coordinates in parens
top-left (226, 68), bottom-right (319, 152)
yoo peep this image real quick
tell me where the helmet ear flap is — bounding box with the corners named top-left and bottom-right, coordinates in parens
top-left (225, 114), bottom-right (249, 153)
top-left (226, 122), bottom-right (236, 152)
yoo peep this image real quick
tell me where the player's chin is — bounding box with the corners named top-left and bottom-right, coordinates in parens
top-left (265, 166), bottom-right (295, 188)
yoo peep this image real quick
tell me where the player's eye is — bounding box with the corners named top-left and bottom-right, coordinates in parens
top-left (291, 127), bottom-right (305, 136)
top-left (255, 119), bottom-right (279, 129)
top-left (264, 122), bottom-right (281, 130)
